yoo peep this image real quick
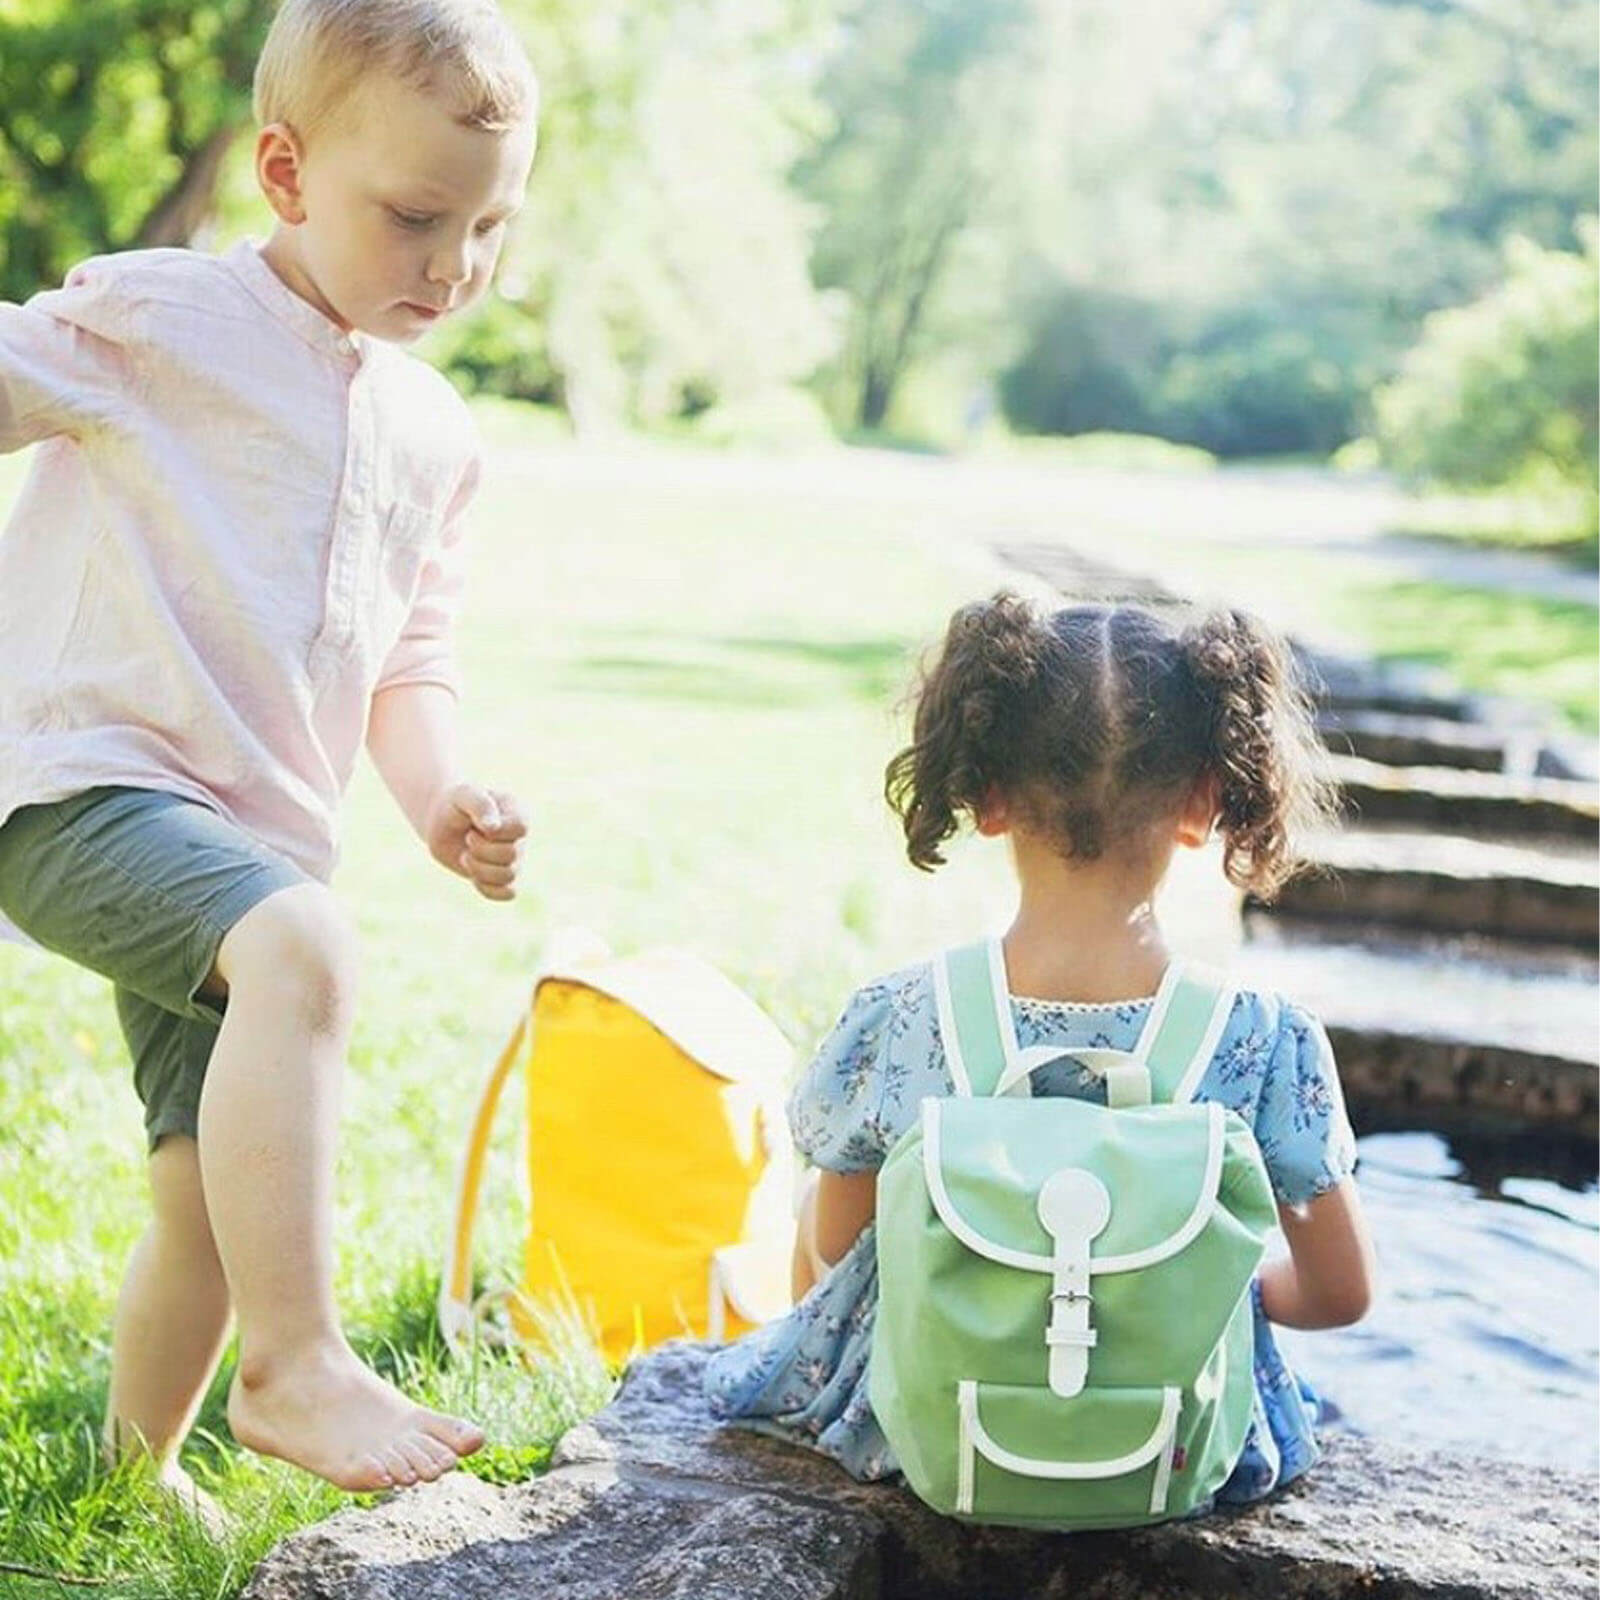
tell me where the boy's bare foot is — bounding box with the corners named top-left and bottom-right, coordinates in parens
top-left (148, 1459), bottom-right (235, 1539)
top-left (227, 1339), bottom-right (484, 1492)
top-left (102, 1435), bottom-right (234, 1540)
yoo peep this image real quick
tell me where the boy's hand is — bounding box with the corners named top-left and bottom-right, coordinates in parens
top-left (426, 782), bottom-right (526, 902)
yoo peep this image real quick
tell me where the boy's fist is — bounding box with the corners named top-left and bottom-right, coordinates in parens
top-left (427, 782), bottom-right (526, 901)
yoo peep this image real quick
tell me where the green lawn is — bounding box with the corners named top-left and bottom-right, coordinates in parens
top-left (0, 419), bottom-right (1011, 1598)
top-left (0, 407), bottom-right (1593, 1596)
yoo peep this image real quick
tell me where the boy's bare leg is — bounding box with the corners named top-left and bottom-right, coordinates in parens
top-left (199, 884), bottom-right (482, 1491)
top-left (103, 1135), bottom-right (232, 1528)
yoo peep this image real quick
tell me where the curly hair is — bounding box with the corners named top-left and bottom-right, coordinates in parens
top-left (884, 593), bottom-right (1335, 899)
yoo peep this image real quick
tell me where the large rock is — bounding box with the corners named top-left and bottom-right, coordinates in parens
top-left (244, 1342), bottom-right (1595, 1600)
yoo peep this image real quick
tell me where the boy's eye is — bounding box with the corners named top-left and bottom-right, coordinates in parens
top-left (474, 217), bottom-right (508, 236)
top-left (389, 208), bottom-right (436, 230)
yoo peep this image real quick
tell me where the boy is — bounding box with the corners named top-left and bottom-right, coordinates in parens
top-left (0, 0), bottom-right (538, 1496)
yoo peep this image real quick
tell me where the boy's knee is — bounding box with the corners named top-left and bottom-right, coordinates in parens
top-left (216, 884), bottom-right (360, 1031)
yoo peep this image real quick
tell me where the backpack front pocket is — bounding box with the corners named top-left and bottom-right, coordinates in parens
top-left (955, 1381), bottom-right (1185, 1527)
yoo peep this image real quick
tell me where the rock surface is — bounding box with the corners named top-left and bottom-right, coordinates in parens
top-left (244, 1342), bottom-right (1596, 1600)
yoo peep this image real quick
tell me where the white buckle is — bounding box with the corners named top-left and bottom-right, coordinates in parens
top-left (1037, 1168), bottom-right (1112, 1397)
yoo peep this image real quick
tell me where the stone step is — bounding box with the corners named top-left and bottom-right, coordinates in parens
top-left (1318, 709), bottom-right (1532, 773)
top-left (244, 1341), bottom-right (1597, 1600)
top-left (1261, 827), bottom-right (1599, 948)
top-left (1237, 920), bottom-right (1599, 1144)
top-left (1330, 754), bottom-right (1600, 843)
top-left (1297, 650), bottom-right (1480, 722)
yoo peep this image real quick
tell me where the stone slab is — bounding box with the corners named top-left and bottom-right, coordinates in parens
top-left (1318, 711), bottom-right (1522, 773)
top-left (246, 1343), bottom-right (1597, 1600)
top-left (1236, 919), bottom-right (1599, 1065)
top-left (1265, 828), bottom-right (1599, 948)
top-left (1329, 753), bottom-right (1600, 843)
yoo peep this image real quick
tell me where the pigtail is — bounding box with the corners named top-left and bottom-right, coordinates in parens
top-left (885, 594), bottom-right (1044, 870)
top-left (1181, 610), bottom-right (1337, 899)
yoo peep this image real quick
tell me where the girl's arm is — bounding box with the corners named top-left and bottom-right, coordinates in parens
top-left (792, 1170), bottom-right (877, 1300)
top-left (1258, 1176), bottom-right (1376, 1329)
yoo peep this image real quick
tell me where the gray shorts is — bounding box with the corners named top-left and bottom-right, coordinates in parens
top-left (0, 787), bottom-right (308, 1150)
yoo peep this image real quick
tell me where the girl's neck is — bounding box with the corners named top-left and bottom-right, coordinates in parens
top-left (1001, 833), bottom-right (1174, 1005)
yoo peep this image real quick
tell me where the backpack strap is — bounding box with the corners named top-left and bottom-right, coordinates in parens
top-left (935, 940), bottom-right (1235, 1107)
top-left (438, 1005), bottom-right (529, 1349)
top-left (932, 940), bottom-right (1014, 1098)
top-left (1139, 964), bottom-right (1237, 1106)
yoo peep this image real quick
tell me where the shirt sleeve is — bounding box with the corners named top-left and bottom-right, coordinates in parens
top-left (1252, 1000), bottom-right (1359, 1207)
top-left (373, 448), bottom-right (478, 696)
top-left (786, 979), bottom-right (903, 1173)
top-left (0, 257), bottom-right (137, 451)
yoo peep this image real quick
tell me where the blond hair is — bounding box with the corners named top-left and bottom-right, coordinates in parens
top-left (253, 0), bottom-right (537, 136)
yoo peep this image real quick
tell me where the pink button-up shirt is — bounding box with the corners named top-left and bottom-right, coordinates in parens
top-left (0, 239), bottom-right (479, 882)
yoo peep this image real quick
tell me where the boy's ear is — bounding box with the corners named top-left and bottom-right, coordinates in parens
top-left (256, 123), bottom-right (308, 225)
top-left (974, 785), bottom-right (1011, 837)
top-left (1173, 772), bottom-right (1221, 849)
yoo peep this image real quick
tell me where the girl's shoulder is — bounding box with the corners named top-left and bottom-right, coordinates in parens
top-left (1201, 983), bottom-right (1356, 1206)
top-left (785, 961), bottom-right (947, 1173)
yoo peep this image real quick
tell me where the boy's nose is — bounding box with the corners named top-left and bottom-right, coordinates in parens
top-left (426, 240), bottom-right (473, 288)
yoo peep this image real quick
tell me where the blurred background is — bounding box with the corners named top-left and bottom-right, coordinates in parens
top-left (1, 0), bottom-right (1595, 538)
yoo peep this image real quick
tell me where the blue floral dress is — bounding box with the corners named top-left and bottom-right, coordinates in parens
top-left (704, 960), bottom-right (1359, 1504)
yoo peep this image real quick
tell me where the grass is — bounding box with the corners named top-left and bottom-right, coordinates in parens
top-left (0, 416), bottom-right (1012, 1598)
top-left (0, 402), bottom-right (1593, 1595)
top-left (1327, 581), bottom-right (1600, 733)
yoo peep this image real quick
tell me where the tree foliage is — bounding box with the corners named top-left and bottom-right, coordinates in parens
top-left (999, 0), bottom-right (1597, 455)
top-left (1374, 224), bottom-right (1598, 508)
top-left (796, 0), bottom-right (1040, 430)
top-left (0, 0), bottom-right (274, 301)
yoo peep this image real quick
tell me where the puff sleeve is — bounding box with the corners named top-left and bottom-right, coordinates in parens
top-left (1252, 1002), bottom-right (1359, 1206)
top-left (785, 978), bottom-right (906, 1173)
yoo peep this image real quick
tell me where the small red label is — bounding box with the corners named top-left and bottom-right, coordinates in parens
top-left (1172, 1447), bottom-right (1188, 1472)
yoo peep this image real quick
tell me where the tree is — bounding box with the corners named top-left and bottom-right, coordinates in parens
top-left (798, 0), bottom-right (1041, 431)
top-left (998, 0), bottom-right (1598, 455)
top-left (0, 0), bottom-right (274, 301)
top-left (1374, 223), bottom-right (1599, 508)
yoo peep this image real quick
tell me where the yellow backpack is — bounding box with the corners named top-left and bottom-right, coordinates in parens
top-left (439, 932), bottom-right (796, 1364)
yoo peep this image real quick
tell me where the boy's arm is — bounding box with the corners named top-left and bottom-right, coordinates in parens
top-left (366, 680), bottom-right (525, 901)
top-left (0, 262), bottom-right (134, 453)
top-left (367, 450), bottom-right (524, 900)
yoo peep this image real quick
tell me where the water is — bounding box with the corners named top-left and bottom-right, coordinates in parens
top-left (1275, 1132), bottom-right (1599, 1475)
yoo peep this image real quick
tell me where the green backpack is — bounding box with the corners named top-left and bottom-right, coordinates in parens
top-left (868, 939), bottom-right (1277, 1529)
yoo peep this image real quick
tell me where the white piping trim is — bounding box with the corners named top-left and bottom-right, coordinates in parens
top-left (1170, 980), bottom-right (1237, 1107)
top-left (925, 1099), bottom-right (1046, 1270)
top-left (959, 1384), bottom-right (1182, 1484)
top-left (957, 1380), bottom-right (977, 1513)
top-left (1131, 962), bottom-right (1186, 1066)
top-left (707, 1259), bottom-right (726, 1341)
top-left (921, 1100), bottom-right (1226, 1276)
top-left (1148, 1424), bottom-right (1177, 1514)
top-left (1097, 1103), bottom-right (1225, 1273)
top-left (932, 953), bottom-right (973, 1098)
top-left (984, 937), bottom-right (1027, 1097)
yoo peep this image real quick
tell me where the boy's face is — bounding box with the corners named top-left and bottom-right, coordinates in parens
top-left (259, 75), bottom-right (537, 343)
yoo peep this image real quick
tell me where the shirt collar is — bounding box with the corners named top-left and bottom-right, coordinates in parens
top-left (223, 238), bottom-right (366, 367)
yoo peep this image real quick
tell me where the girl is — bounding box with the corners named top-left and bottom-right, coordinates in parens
top-left (705, 593), bottom-right (1376, 1505)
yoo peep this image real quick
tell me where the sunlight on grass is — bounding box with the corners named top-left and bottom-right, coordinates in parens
top-left (1329, 581), bottom-right (1599, 733)
top-left (1, 406), bottom-right (1593, 1596)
